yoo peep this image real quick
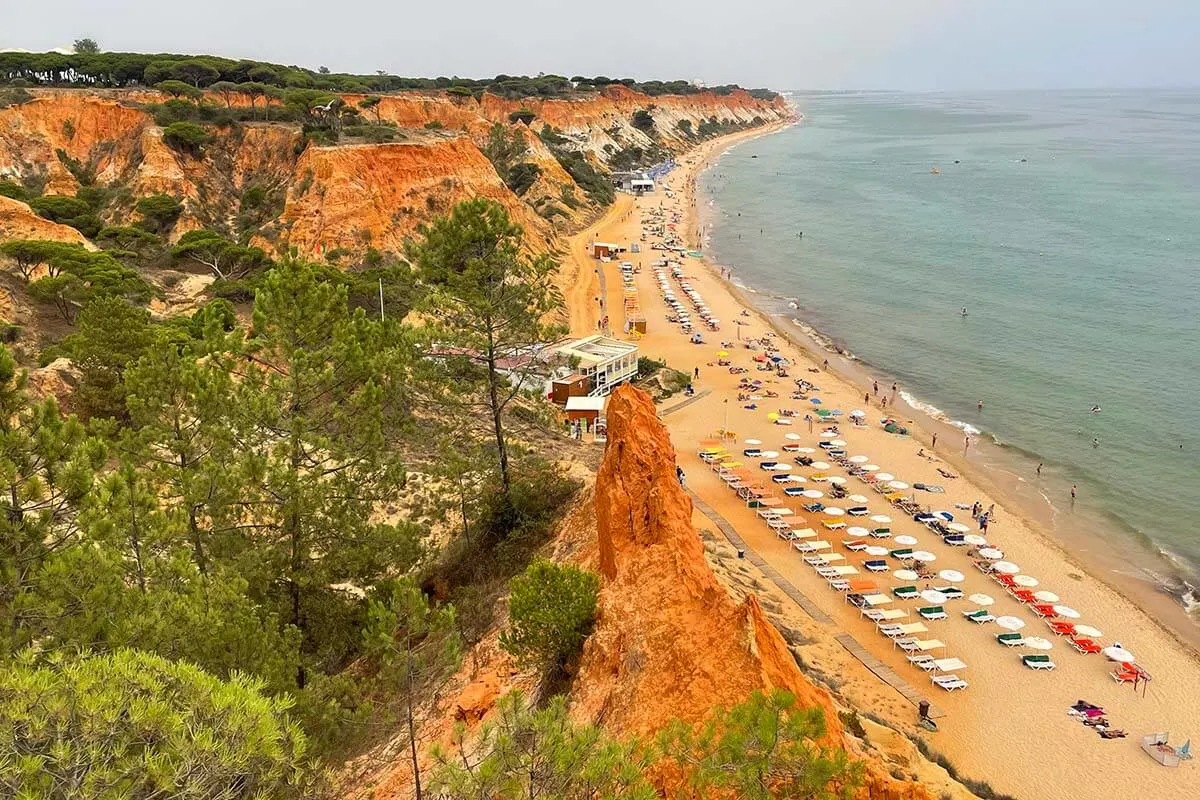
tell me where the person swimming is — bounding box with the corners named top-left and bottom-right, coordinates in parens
top-left (1090, 405), bottom-right (1102, 413)
top-left (961, 307), bottom-right (968, 317)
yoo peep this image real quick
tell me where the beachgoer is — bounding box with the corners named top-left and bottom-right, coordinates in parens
top-left (964, 435), bottom-right (971, 453)
top-left (891, 382), bottom-right (897, 396)
top-left (694, 366), bottom-right (700, 379)
top-left (1092, 438), bottom-right (1100, 448)
top-left (977, 399), bottom-right (984, 411)
top-left (822, 359), bottom-right (829, 370)
top-left (981, 517), bottom-right (989, 533)
top-left (873, 381), bottom-right (879, 396)
top-left (971, 501), bottom-right (981, 517)
top-left (805, 414), bottom-right (813, 432)
top-left (987, 503), bottom-right (994, 517)
top-left (677, 466), bottom-right (686, 488)
top-left (1071, 485), bottom-right (1077, 500)
top-left (961, 307), bottom-right (968, 316)
top-left (1036, 462), bottom-right (1043, 476)
top-left (931, 433), bottom-right (938, 449)
top-left (864, 392), bottom-right (870, 403)
top-left (881, 395), bottom-right (888, 408)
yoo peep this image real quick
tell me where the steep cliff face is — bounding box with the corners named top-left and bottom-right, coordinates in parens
top-left (279, 136), bottom-right (552, 256)
top-left (583, 385), bottom-right (932, 800)
top-left (0, 196), bottom-right (95, 246)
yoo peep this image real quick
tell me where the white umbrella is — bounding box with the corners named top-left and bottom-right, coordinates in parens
top-left (946, 522), bottom-right (971, 533)
top-left (888, 481), bottom-right (910, 490)
top-left (796, 447), bottom-right (817, 454)
top-left (784, 433), bottom-right (803, 441)
top-left (910, 550), bottom-right (937, 563)
top-left (783, 475), bottom-right (807, 483)
top-left (848, 494), bottom-right (869, 503)
top-left (865, 545), bottom-right (890, 556)
top-left (893, 569), bottom-right (919, 581)
top-left (849, 455), bottom-right (869, 464)
top-left (870, 515), bottom-right (892, 524)
top-left (995, 616), bottom-right (1026, 631)
top-left (978, 547), bottom-right (1004, 560)
top-left (1022, 636), bottom-right (1054, 651)
top-left (801, 489), bottom-right (824, 498)
top-left (760, 450), bottom-right (779, 458)
top-left (1013, 574), bottom-right (1039, 587)
top-left (1033, 591), bottom-right (1060, 603)
top-left (894, 535), bottom-right (919, 546)
top-left (810, 461), bottom-right (831, 470)
top-left (993, 561), bottom-right (1020, 574)
top-left (820, 431), bottom-right (837, 438)
top-left (847, 526), bottom-right (870, 536)
top-left (964, 534), bottom-right (988, 546)
top-left (827, 476), bottom-right (847, 485)
top-left (830, 439), bottom-right (847, 446)
top-left (862, 464), bottom-right (880, 472)
top-left (938, 569), bottom-right (965, 583)
top-left (968, 593), bottom-right (995, 606)
top-left (1075, 624), bottom-right (1104, 638)
top-left (1053, 605), bottom-right (1081, 619)
top-left (767, 463), bottom-right (793, 471)
top-left (1102, 646), bottom-right (1135, 662)
top-left (744, 438), bottom-right (762, 445)
top-left (823, 507), bottom-right (845, 516)
top-left (849, 409), bottom-right (866, 417)
top-left (875, 473), bottom-right (895, 481)
top-left (920, 589), bottom-right (949, 604)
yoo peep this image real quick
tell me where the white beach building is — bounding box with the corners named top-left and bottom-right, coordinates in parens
top-left (555, 335), bottom-right (639, 397)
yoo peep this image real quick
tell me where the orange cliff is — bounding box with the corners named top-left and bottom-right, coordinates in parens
top-left (580, 385), bottom-right (932, 800)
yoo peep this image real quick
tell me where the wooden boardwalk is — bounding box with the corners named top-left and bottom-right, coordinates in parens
top-left (659, 388), bottom-right (712, 417)
top-left (689, 492), bottom-right (944, 718)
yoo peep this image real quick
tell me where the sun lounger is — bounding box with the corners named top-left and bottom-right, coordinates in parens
top-left (1021, 654), bottom-right (1056, 671)
top-left (996, 632), bottom-right (1025, 647)
top-left (894, 638), bottom-right (921, 652)
top-left (785, 528), bottom-right (817, 540)
top-left (907, 654), bottom-right (938, 671)
top-left (1048, 621), bottom-right (1076, 636)
top-left (847, 506), bottom-right (869, 516)
top-left (766, 518), bottom-right (792, 531)
top-left (943, 534), bottom-right (967, 546)
top-left (842, 539), bottom-right (869, 551)
top-left (795, 540), bottom-right (831, 553)
top-left (932, 675), bottom-right (969, 691)
top-left (864, 608), bottom-right (906, 622)
top-left (888, 548), bottom-right (914, 559)
top-left (822, 520), bottom-right (847, 530)
top-left (804, 555), bottom-right (831, 566)
top-left (1110, 668), bottom-right (1139, 684)
top-left (1070, 637), bottom-right (1102, 654)
top-left (1030, 603), bottom-right (1057, 619)
top-left (869, 527), bottom-right (891, 538)
top-left (893, 585), bottom-right (919, 600)
top-left (933, 586), bottom-right (963, 600)
top-left (783, 486), bottom-right (808, 496)
top-left (962, 608), bottom-right (995, 623)
top-left (864, 560), bottom-right (889, 572)
top-left (802, 502), bottom-right (824, 513)
top-left (918, 606), bottom-right (947, 621)
top-left (1010, 588), bottom-right (1036, 603)
top-left (827, 578), bottom-right (850, 592)
top-left (743, 448), bottom-right (762, 457)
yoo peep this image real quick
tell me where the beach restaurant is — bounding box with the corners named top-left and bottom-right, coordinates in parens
top-left (555, 335), bottom-right (639, 397)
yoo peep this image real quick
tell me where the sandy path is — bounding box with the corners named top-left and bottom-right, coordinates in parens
top-left (566, 128), bottom-right (1200, 800)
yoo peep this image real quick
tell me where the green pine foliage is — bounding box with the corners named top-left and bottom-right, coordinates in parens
top-left (500, 559), bottom-right (599, 672)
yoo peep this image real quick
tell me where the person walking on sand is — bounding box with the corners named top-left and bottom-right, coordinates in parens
top-left (694, 366), bottom-right (700, 379)
top-left (1071, 484), bottom-right (1077, 501)
top-left (964, 435), bottom-right (971, 453)
top-left (1036, 462), bottom-right (1043, 477)
top-left (805, 414), bottom-right (813, 433)
top-left (864, 392), bottom-right (870, 403)
top-left (931, 432), bottom-right (938, 449)
top-left (873, 380), bottom-right (879, 397)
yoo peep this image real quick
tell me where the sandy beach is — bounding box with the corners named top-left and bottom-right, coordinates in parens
top-left (566, 126), bottom-right (1200, 800)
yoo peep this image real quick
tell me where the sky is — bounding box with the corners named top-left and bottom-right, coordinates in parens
top-left (2, 0), bottom-right (1199, 91)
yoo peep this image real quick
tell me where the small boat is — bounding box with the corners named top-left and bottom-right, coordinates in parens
top-left (930, 167), bottom-right (941, 175)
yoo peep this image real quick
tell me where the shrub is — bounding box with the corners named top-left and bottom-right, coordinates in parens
top-left (505, 162), bottom-right (540, 196)
top-left (508, 108), bottom-right (536, 125)
top-left (135, 193), bottom-right (183, 233)
top-left (162, 121), bottom-right (212, 155)
top-left (0, 180), bottom-right (28, 202)
top-left (424, 120), bottom-right (444, 130)
top-left (500, 559), bottom-right (599, 673)
top-left (632, 108), bottom-right (655, 134)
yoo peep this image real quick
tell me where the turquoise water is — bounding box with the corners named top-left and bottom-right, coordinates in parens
top-left (701, 90), bottom-right (1200, 598)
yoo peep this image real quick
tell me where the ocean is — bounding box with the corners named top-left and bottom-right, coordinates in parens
top-left (699, 89), bottom-right (1200, 619)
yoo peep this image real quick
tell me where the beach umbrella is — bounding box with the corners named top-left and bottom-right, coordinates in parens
top-left (810, 398), bottom-right (822, 405)
top-left (947, 522), bottom-right (971, 533)
top-left (847, 526), bottom-right (870, 537)
top-left (801, 489), bottom-right (824, 499)
top-left (767, 463), bottom-right (793, 471)
top-left (887, 481), bottom-right (910, 490)
top-left (1102, 646), bottom-right (1135, 662)
top-left (978, 547), bottom-right (1004, 560)
top-left (1033, 591), bottom-right (1060, 603)
top-left (910, 550), bottom-right (937, 563)
top-left (830, 439), bottom-right (847, 446)
top-left (894, 535), bottom-right (919, 546)
top-left (819, 431), bottom-right (837, 438)
top-left (767, 412), bottom-right (780, 421)
top-left (893, 569), bottom-right (919, 581)
top-left (1053, 605), bottom-right (1081, 619)
top-left (870, 515), bottom-right (892, 524)
top-left (995, 616), bottom-right (1026, 631)
top-left (827, 476), bottom-right (847, 485)
top-left (968, 593), bottom-right (995, 606)
top-left (920, 589), bottom-right (949, 604)
top-left (744, 438), bottom-right (762, 446)
top-left (964, 534), bottom-right (988, 546)
top-left (862, 464), bottom-right (880, 472)
top-left (810, 461), bottom-right (831, 470)
top-left (865, 545), bottom-right (889, 556)
top-left (849, 410), bottom-right (866, 417)
top-left (848, 494), bottom-right (869, 503)
top-left (875, 473), bottom-right (895, 481)
top-left (938, 569), bottom-right (965, 583)
top-left (760, 450), bottom-right (779, 458)
top-left (849, 455), bottom-right (869, 464)
top-left (1013, 575), bottom-right (1039, 588)
top-left (1022, 636), bottom-right (1054, 651)
top-left (823, 507), bottom-right (845, 516)
top-left (717, 350), bottom-right (729, 357)
top-left (785, 433), bottom-right (803, 441)
top-left (796, 447), bottom-right (817, 454)
top-left (1075, 624), bottom-right (1104, 638)
top-left (993, 561), bottom-right (1020, 574)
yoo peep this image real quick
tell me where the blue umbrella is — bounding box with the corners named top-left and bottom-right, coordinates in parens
top-left (810, 398), bottom-right (823, 405)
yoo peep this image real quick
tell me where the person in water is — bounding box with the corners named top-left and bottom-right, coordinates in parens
top-left (1090, 405), bottom-right (1102, 413)
top-left (961, 307), bottom-right (968, 316)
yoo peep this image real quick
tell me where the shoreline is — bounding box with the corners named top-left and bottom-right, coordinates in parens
top-left (568, 118), bottom-right (1200, 799)
top-left (689, 130), bottom-right (1200, 658)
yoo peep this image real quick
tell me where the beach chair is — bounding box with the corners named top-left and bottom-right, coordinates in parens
top-left (918, 606), bottom-right (947, 621)
top-left (783, 486), bottom-right (808, 496)
top-left (743, 448), bottom-right (762, 458)
top-left (931, 675), bottom-right (969, 691)
top-left (1069, 637), bottom-right (1102, 655)
top-left (842, 540), bottom-right (869, 551)
top-left (944, 534), bottom-right (967, 546)
top-left (870, 527), bottom-right (892, 538)
top-left (864, 560), bottom-right (889, 573)
top-left (827, 579), bottom-right (851, 592)
top-left (804, 555), bottom-right (831, 567)
top-left (894, 638), bottom-right (922, 652)
top-left (996, 632), bottom-right (1025, 647)
top-left (893, 585), bottom-right (919, 600)
top-left (816, 567), bottom-right (843, 578)
top-left (1030, 603), bottom-right (1057, 619)
top-left (802, 502), bottom-right (825, 513)
top-left (1048, 621), bottom-right (1076, 637)
top-left (1110, 668), bottom-right (1139, 684)
top-left (888, 548), bottom-right (914, 560)
top-left (847, 506), bottom-right (869, 516)
top-left (962, 608), bottom-right (995, 624)
top-left (933, 586), bottom-right (963, 600)
top-left (907, 654), bottom-right (938, 671)
top-left (822, 520), bottom-right (847, 530)
top-left (1010, 588), bottom-right (1036, 604)
top-left (766, 518), bottom-right (792, 532)
top-left (1021, 654), bottom-right (1056, 671)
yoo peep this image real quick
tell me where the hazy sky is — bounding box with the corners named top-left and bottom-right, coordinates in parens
top-left (3, 0), bottom-right (1198, 91)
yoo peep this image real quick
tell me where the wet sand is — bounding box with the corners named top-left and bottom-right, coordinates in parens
top-left (567, 126), bottom-right (1200, 800)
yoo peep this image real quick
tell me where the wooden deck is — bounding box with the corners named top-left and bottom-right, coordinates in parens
top-left (659, 388), bottom-right (712, 417)
top-left (689, 492), bottom-right (945, 718)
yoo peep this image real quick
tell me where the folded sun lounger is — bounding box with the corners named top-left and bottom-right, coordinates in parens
top-left (864, 559), bottom-right (889, 572)
top-left (931, 675), bottom-right (969, 691)
top-left (893, 585), bottom-right (919, 600)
